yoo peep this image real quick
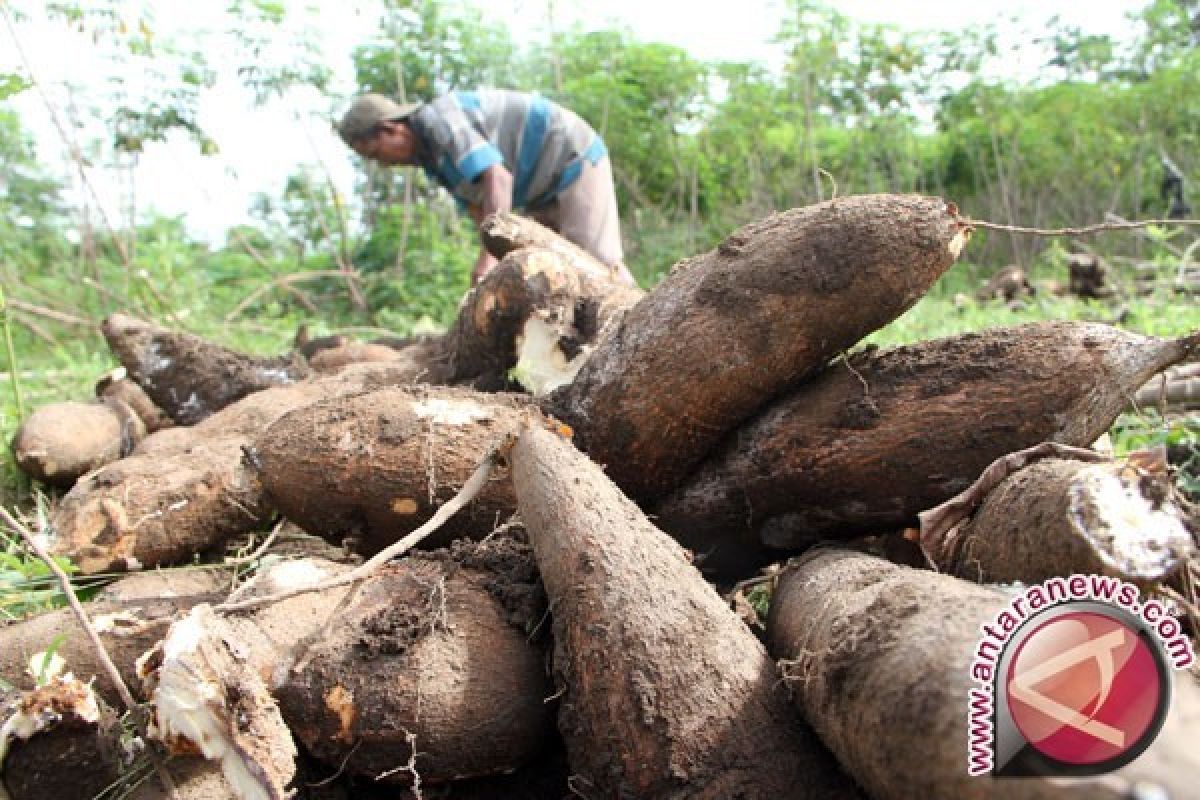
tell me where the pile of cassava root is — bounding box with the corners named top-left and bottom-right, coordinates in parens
top-left (3, 195), bottom-right (1199, 800)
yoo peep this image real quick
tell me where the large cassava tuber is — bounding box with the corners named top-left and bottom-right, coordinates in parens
top-left (0, 567), bottom-right (229, 706)
top-left (10, 398), bottom-right (145, 487)
top-left (102, 312), bottom-right (311, 425)
top-left (509, 424), bottom-right (858, 799)
top-left (49, 367), bottom-right (415, 574)
top-left (767, 548), bottom-right (1200, 800)
top-left (654, 322), bottom-right (1200, 580)
top-left (273, 538), bottom-right (554, 785)
top-left (51, 433), bottom-right (272, 573)
top-left (929, 455), bottom-right (1195, 584)
top-left (545, 193), bottom-right (971, 501)
top-left (255, 386), bottom-right (534, 556)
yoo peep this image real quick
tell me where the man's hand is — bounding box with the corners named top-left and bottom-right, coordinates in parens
top-left (472, 249), bottom-right (498, 285)
top-left (467, 164), bottom-right (513, 285)
top-left (476, 164), bottom-right (513, 217)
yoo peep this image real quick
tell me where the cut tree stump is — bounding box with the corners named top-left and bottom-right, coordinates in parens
top-left (654, 322), bottom-right (1200, 581)
top-left (510, 423), bottom-right (859, 799)
top-left (768, 548), bottom-right (1200, 800)
top-left (545, 193), bottom-right (970, 501)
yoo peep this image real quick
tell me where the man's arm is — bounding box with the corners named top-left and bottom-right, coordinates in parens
top-left (467, 164), bottom-right (514, 283)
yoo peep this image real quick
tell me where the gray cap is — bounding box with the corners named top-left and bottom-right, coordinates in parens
top-left (337, 93), bottom-right (420, 143)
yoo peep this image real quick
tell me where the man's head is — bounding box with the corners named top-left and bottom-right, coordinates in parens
top-left (338, 93), bottom-right (420, 166)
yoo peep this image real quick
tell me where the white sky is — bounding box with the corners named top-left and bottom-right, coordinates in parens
top-left (2, 0), bottom-right (1139, 244)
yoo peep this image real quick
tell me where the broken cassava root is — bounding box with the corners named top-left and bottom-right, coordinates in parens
top-left (545, 193), bottom-right (971, 501)
top-left (767, 548), bottom-right (1200, 800)
top-left (654, 322), bottom-right (1200, 580)
top-left (924, 452), bottom-right (1195, 585)
top-left (255, 386), bottom-right (534, 557)
top-left (0, 675), bottom-right (123, 800)
top-left (480, 211), bottom-right (636, 285)
top-left (0, 567), bottom-right (229, 706)
top-left (449, 246), bottom-right (643, 394)
top-left (140, 605), bottom-right (298, 800)
top-left (509, 424), bottom-right (858, 799)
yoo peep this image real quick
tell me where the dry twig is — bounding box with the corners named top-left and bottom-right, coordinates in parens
top-left (0, 506), bottom-right (181, 799)
top-left (214, 437), bottom-right (514, 615)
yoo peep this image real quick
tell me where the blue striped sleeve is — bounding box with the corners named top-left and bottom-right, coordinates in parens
top-left (457, 143), bottom-right (504, 182)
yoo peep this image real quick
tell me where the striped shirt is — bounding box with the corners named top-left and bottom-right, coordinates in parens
top-left (408, 89), bottom-right (608, 210)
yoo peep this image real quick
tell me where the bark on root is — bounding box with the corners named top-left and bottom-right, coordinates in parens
top-left (928, 455), bottom-right (1195, 584)
top-left (654, 322), bottom-right (1198, 581)
top-left (545, 193), bottom-right (971, 501)
top-left (255, 386), bottom-right (534, 556)
top-left (273, 540), bottom-right (553, 785)
top-left (102, 312), bottom-right (311, 425)
top-left (509, 423), bottom-right (858, 799)
top-left (767, 548), bottom-right (1200, 800)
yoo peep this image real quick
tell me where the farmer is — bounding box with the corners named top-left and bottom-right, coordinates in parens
top-left (338, 89), bottom-right (636, 286)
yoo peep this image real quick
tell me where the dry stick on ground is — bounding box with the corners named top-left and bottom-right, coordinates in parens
top-left (215, 438), bottom-right (513, 615)
top-left (970, 217), bottom-right (1200, 236)
top-left (0, 506), bottom-right (181, 800)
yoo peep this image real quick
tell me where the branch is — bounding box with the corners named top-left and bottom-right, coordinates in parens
top-left (225, 269), bottom-right (363, 321)
top-left (970, 216), bottom-right (1200, 237)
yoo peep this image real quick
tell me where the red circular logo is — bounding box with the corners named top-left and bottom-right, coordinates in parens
top-left (1005, 610), bottom-right (1163, 766)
